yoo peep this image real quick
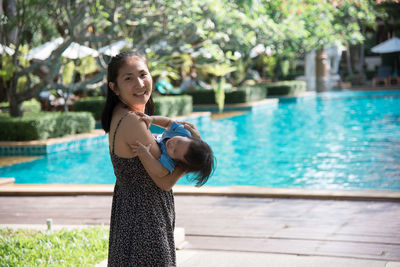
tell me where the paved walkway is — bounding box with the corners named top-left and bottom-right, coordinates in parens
top-left (95, 251), bottom-right (398, 267)
top-left (1, 195), bottom-right (400, 266)
top-left (177, 250), bottom-right (399, 267)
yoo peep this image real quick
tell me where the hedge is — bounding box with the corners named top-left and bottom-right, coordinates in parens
top-left (180, 90), bottom-right (216, 105)
top-left (73, 96), bottom-right (105, 120)
top-left (180, 84), bottom-right (267, 105)
top-left (0, 112), bottom-right (95, 141)
top-left (73, 95), bottom-right (193, 119)
top-left (22, 99), bottom-right (42, 113)
top-left (225, 84), bottom-right (267, 103)
top-left (0, 98), bottom-right (41, 113)
top-left (153, 95), bottom-right (192, 117)
top-left (261, 80), bottom-right (307, 96)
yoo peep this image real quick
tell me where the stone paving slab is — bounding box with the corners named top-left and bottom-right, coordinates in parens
top-left (175, 250), bottom-right (399, 267)
top-left (1, 195), bottom-right (399, 261)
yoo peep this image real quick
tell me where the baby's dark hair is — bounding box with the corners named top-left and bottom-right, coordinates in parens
top-left (175, 136), bottom-right (215, 187)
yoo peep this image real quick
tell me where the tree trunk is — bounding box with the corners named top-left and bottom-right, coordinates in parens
top-left (345, 43), bottom-right (353, 76)
top-left (4, 0), bottom-right (18, 44)
top-left (315, 48), bottom-right (328, 92)
top-left (6, 72), bottom-right (24, 117)
top-left (8, 93), bottom-right (23, 117)
top-left (359, 43), bottom-right (365, 76)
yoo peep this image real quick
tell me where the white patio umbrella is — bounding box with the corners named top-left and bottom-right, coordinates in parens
top-left (0, 44), bottom-right (15, 55)
top-left (371, 37), bottom-right (400, 75)
top-left (25, 37), bottom-right (99, 60)
top-left (371, 37), bottom-right (400, 53)
top-left (62, 42), bottom-right (99, 59)
top-left (99, 40), bottom-right (132, 56)
top-left (25, 37), bottom-right (64, 60)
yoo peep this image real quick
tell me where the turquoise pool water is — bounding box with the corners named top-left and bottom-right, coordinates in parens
top-left (1, 90), bottom-right (400, 190)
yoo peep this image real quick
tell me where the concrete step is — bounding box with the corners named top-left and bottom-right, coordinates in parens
top-left (0, 177), bottom-right (15, 186)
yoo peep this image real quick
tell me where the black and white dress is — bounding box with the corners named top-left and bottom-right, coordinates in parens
top-left (107, 112), bottom-right (176, 266)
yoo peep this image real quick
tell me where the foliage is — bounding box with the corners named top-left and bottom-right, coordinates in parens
top-left (147, 52), bottom-right (185, 82)
top-left (345, 73), bottom-right (366, 85)
top-left (75, 56), bottom-right (98, 77)
top-left (213, 78), bottom-right (226, 113)
top-left (21, 98), bottom-right (41, 113)
top-left (224, 85), bottom-right (267, 104)
top-left (73, 96), bottom-right (106, 120)
top-left (0, 98), bottom-right (41, 113)
top-left (153, 95), bottom-right (193, 117)
top-left (1, 0), bottom-right (381, 117)
top-left (0, 226), bottom-right (108, 266)
top-left (0, 52), bottom-right (14, 84)
top-left (0, 111), bottom-right (95, 141)
top-left (62, 61), bottom-right (76, 85)
top-left (262, 80), bottom-right (307, 96)
top-left (204, 63), bottom-right (236, 112)
top-left (181, 85), bottom-right (267, 106)
top-left (257, 55), bottom-right (278, 80)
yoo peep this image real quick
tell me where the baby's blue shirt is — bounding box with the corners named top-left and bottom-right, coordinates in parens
top-left (156, 121), bottom-right (191, 173)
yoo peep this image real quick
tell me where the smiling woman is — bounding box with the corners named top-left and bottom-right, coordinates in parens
top-left (100, 51), bottom-right (194, 266)
top-left (108, 59), bottom-right (152, 110)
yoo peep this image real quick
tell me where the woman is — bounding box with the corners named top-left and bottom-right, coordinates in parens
top-left (101, 51), bottom-right (199, 266)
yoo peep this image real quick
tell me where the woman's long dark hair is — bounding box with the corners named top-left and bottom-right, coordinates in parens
top-left (101, 51), bottom-right (154, 133)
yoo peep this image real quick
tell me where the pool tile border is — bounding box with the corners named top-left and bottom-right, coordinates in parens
top-left (193, 98), bottom-right (279, 113)
top-left (0, 112), bottom-right (211, 157)
top-left (0, 130), bottom-right (107, 156)
top-left (0, 184), bottom-right (399, 200)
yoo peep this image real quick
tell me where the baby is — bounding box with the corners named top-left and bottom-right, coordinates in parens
top-left (132, 113), bottom-right (215, 186)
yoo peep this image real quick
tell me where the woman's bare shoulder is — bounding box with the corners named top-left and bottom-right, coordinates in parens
top-left (118, 112), bottom-right (153, 142)
top-left (117, 112), bottom-right (142, 131)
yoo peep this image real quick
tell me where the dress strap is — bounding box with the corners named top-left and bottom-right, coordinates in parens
top-left (111, 111), bottom-right (132, 154)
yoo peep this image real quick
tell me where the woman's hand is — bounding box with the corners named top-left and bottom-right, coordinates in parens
top-left (130, 141), bottom-right (152, 157)
top-left (177, 121), bottom-right (201, 139)
top-left (134, 112), bottom-right (153, 129)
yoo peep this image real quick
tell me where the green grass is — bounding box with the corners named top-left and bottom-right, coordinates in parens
top-left (0, 226), bottom-right (109, 266)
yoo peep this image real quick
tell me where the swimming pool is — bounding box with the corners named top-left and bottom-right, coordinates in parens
top-left (1, 90), bottom-right (400, 190)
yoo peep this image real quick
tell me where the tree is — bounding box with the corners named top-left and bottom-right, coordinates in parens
top-left (1, 0), bottom-right (382, 117)
top-left (1, 0), bottom-right (112, 116)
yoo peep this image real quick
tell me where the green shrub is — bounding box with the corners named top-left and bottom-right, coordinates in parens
top-left (346, 74), bottom-right (366, 86)
top-left (181, 90), bottom-right (217, 105)
top-left (73, 97), bottom-right (106, 120)
top-left (365, 70), bottom-right (375, 80)
top-left (181, 85), bottom-right (267, 105)
top-left (226, 85), bottom-right (267, 103)
top-left (0, 99), bottom-right (41, 113)
top-left (262, 80), bottom-right (307, 96)
top-left (0, 111), bottom-right (95, 141)
top-left (0, 226), bottom-right (108, 266)
top-left (154, 95), bottom-right (192, 117)
top-left (72, 95), bottom-right (193, 119)
top-left (22, 99), bottom-right (42, 113)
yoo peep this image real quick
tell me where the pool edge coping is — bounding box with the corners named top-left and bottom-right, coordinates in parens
top-left (0, 184), bottom-right (399, 201)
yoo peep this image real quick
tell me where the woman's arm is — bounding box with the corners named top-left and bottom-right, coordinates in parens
top-left (146, 166), bottom-right (185, 191)
top-left (151, 116), bottom-right (173, 129)
top-left (135, 112), bottom-right (173, 129)
top-left (120, 113), bottom-right (184, 191)
top-left (131, 141), bottom-right (169, 178)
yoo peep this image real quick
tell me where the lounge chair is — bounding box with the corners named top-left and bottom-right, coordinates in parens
top-left (372, 66), bottom-right (392, 87)
top-left (389, 71), bottom-right (400, 85)
top-left (155, 79), bottom-right (181, 95)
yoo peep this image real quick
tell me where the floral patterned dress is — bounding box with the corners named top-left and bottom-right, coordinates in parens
top-left (107, 112), bottom-right (176, 266)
